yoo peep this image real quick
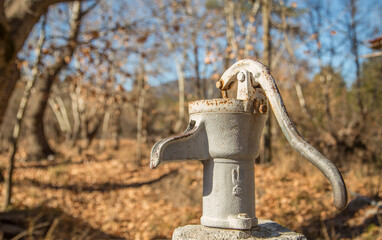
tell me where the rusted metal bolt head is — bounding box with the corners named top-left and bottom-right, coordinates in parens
top-left (216, 80), bottom-right (223, 89)
top-left (259, 104), bottom-right (268, 114)
top-left (237, 71), bottom-right (245, 82)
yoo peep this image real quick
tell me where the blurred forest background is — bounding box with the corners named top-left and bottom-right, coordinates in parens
top-left (0, 0), bottom-right (381, 239)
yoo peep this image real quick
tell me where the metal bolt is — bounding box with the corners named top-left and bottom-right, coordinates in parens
top-left (259, 104), bottom-right (267, 114)
top-left (216, 80), bottom-right (223, 89)
top-left (237, 71), bottom-right (246, 82)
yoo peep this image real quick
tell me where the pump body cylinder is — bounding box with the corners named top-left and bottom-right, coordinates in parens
top-left (188, 99), bottom-right (266, 229)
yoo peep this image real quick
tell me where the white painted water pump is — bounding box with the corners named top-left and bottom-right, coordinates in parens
top-left (150, 59), bottom-right (347, 231)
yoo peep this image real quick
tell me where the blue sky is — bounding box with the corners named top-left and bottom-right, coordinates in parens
top-left (296, 0), bottom-right (382, 85)
top-left (18, 0), bottom-right (382, 91)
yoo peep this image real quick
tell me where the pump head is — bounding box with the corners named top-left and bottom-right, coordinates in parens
top-left (150, 59), bottom-right (347, 230)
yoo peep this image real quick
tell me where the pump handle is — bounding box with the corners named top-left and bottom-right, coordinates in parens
top-left (219, 59), bottom-right (347, 210)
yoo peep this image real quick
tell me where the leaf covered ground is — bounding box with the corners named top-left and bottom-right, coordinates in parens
top-left (0, 138), bottom-right (381, 239)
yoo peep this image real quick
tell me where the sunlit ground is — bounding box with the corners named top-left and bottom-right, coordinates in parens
top-left (0, 138), bottom-right (381, 239)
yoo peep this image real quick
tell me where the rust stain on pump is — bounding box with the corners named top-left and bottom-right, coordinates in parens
top-left (150, 59), bottom-right (348, 231)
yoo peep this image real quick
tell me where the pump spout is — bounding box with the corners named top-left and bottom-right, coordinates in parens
top-left (219, 59), bottom-right (348, 210)
top-left (150, 120), bottom-right (211, 169)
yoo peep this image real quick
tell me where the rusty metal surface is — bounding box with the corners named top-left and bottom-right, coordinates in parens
top-left (220, 59), bottom-right (348, 210)
top-left (151, 99), bottom-right (267, 229)
top-left (188, 98), bottom-right (253, 114)
top-left (150, 59), bottom-right (347, 233)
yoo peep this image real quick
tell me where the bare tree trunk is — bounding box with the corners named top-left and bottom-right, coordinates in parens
top-left (136, 60), bottom-right (146, 165)
top-left (348, 0), bottom-right (363, 114)
top-left (49, 98), bottom-right (67, 133)
top-left (0, 0), bottom-right (87, 125)
top-left (23, 1), bottom-right (83, 160)
top-left (193, 44), bottom-right (203, 99)
top-left (112, 106), bottom-right (121, 150)
top-left (224, 0), bottom-right (238, 61)
top-left (309, 1), bottom-right (335, 123)
top-left (189, 11), bottom-right (206, 100)
top-left (3, 142), bottom-right (15, 210)
top-left (80, 109), bottom-right (89, 148)
top-left (280, 0), bottom-right (310, 118)
top-left (294, 80), bottom-right (309, 116)
top-left (320, 74), bottom-right (333, 121)
top-left (0, 65), bottom-right (18, 127)
top-left (262, 0), bottom-right (272, 163)
top-left (24, 70), bottom-right (55, 161)
top-left (173, 61), bottom-right (186, 133)
top-left (53, 85), bottom-right (72, 138)
top-left (99, 109), bottom-right (110, 151)
top-left (87, 118), bottom-right (101, 147)
top-left (172, 48), bottom-right (188, 133)
top-left (162, 41), bottom-right (186, 133)
top-left (3, 15), bottom-right (46, 209)
top-left (153, 2), bottom-right (189, 133)
top-left (244, 1), bottom-right (261, 58)
top-left (70, 88), bottom-right (81, 146)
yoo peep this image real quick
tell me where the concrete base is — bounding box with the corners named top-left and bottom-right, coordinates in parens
top-left (172, 220), bottom-right (306, 240)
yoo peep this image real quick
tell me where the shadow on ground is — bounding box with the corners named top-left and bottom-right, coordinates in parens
top-left (0, 206), bottom-right (122, 240)
top-left (17, 169), bottom-right (178, 193)
top-left (16, 153), bottom-right (112, 170)
top-left (302, 195), bottom-right (382, 239)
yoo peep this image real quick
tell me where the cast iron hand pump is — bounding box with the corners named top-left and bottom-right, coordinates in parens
top-left (150, 59), bottom-right (347, 230)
